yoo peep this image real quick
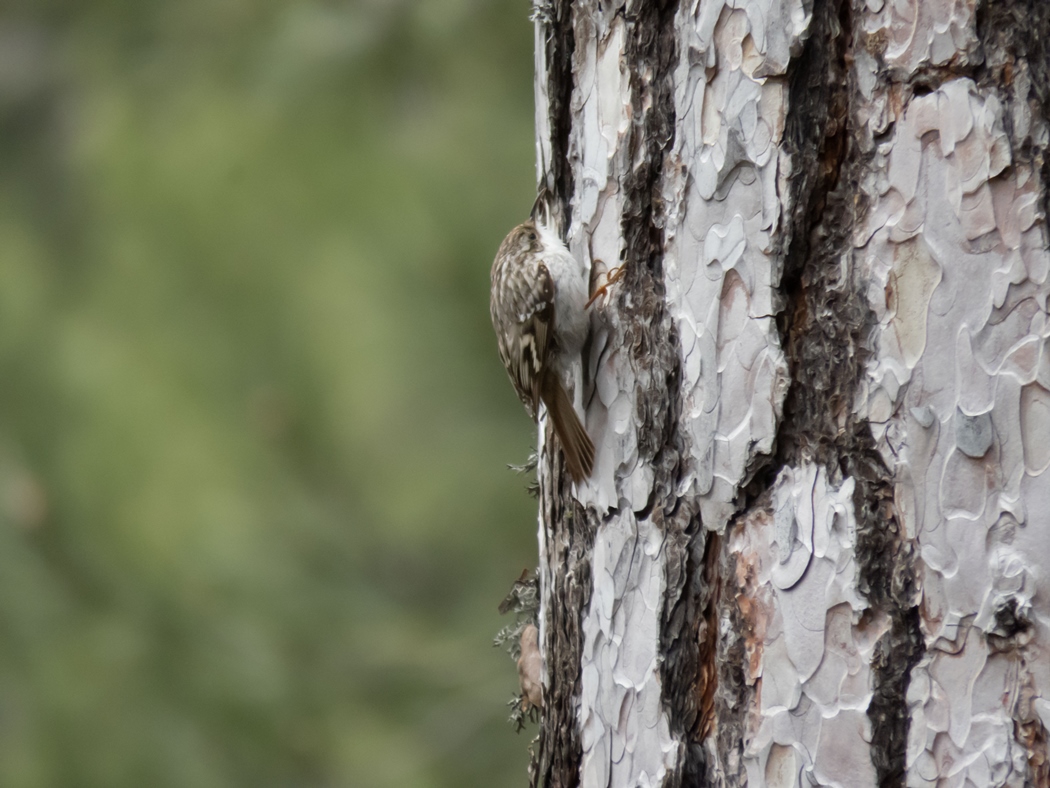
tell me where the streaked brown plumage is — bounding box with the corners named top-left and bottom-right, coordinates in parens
top-left (490, 213), bottom-right (594, 483)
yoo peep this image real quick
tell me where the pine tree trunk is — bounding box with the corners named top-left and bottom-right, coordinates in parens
top-left (525, 0), bottom-right (1050, 785)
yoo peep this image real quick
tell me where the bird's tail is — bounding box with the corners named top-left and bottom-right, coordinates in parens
top-left (541, 374), bottom-right (595, 484)
top-left (530, 186), bottom-right (563, 237)
top-left (530, 186), bottom-right (552, 226)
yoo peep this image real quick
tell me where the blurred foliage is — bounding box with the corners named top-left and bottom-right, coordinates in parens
top-left (0, 1), bottom-right (542, 785)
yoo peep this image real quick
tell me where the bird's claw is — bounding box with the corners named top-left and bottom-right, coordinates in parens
top-left (586, 264), bottom-right (625, 309)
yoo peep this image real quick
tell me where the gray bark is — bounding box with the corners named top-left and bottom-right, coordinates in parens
top-left (525, 1), bottom-right (1050, 786)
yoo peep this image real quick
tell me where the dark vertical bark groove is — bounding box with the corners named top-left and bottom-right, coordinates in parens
top-left (714, 516), bottom-right (759, 788)
top-left (741, 0), bottom-right (924, 785)
top-left (663, 524), bottom-right (721, 787)
top-left (607, 2), bottom-right (697, 787)
top-left (531, 481), bottom-right (595, 788)
top-left (531, 3), bottom-right (586, 787)
top-left (617, 0), bottom-right (680, 484)
top-left (785, 1), bottom-right (925, 784)
top-left (532, 0), bottom-right (685, 780)
top-left (710, 2), bottom-right (865, 785)
top-left (542, 0), bottom-right (577, 230)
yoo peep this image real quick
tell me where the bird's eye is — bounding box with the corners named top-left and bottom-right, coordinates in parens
top-left (528, 232), bottom-right (537, 241)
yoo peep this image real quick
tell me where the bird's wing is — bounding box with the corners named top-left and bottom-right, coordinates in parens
top-left (496, 262), bottom-right (554, 418)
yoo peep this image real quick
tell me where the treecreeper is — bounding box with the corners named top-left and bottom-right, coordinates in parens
top-left (489, 196), bottom-right (594, 483)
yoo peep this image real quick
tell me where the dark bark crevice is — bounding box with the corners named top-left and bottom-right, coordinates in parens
top-left (616, 0), bottom-right (682, 517)
top-left (530, 3), bottom-right (588, 787)
top-left (774, 0), bottom-right (853, 443)
top-left (662, 524), bottom-right (721, 787)
top-left (530, 0), bottom-right (684, 782)
top-left (541, 0), bottom-right (577, 231)
top-left (530, 480), bottom-right (595, 788)
top-left (742, 0), bottom-right (925, 785)
top-left (708, 2), bottom-right (859, 784)
top-left (734, 0), bottom-right (852, 510)
top-left (714, 498), bottom-right (777, 788)
top-left (605, 2), bottom-right (720, 787)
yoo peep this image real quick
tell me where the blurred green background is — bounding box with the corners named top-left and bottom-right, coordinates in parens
top-left (0, 1), bottom-right (541, 785)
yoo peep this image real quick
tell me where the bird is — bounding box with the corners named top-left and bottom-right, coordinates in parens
top-left (517, 623), bottom-right (543, 711)
top-left (490, 198), bottom-right (595, 483)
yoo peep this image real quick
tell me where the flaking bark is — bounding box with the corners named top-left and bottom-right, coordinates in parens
top-left (520, 1), bottom-right (1050, 786)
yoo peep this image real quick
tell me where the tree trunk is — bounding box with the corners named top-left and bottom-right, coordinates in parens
top-left (523, 0), bottom-right (1050, 786)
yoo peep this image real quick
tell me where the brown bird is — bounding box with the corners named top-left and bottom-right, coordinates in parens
top-left (490, 204), bottom-right (594, 483)
top-left (517, 624), bottom-right (543, 711)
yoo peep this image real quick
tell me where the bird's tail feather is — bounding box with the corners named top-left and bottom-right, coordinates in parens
top-left (541, 375), bottom-right (595, 484)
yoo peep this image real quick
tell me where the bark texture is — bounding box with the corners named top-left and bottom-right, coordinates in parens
top-left (524, 1), bottom-right (1050, 786)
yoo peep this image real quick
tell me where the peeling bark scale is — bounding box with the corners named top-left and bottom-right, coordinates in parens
top-left (522, 1), bottom-right (1050, 786)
